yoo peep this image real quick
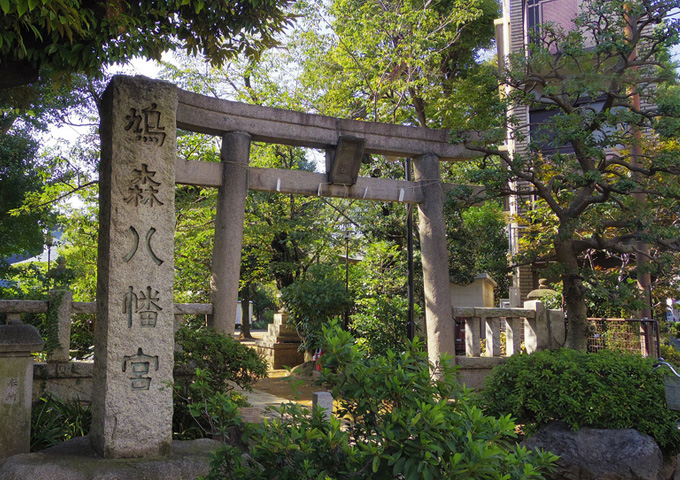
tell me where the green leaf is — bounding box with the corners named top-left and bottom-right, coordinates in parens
top-left (16, 0), bottom-right (28, 15)
top-left (0, 0), bottom-right (11, 14)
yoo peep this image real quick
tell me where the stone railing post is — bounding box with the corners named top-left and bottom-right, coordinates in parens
top-left (47, 290), bottom-right (73, 362)
top-left (173, 314), bottom-right (185, 334)
top-left (464, 317), bottom-right (481, 357)
top-left (312, 392), bottom-right (333, 422)
top-left (505, 317), bottom-right (523, 355)
top-left (0, 321), bottom-right (44, 462)
top-left (483, 317), bottom-right (502, 357)
top-left (547, 308), bottom-right (567, 349)
top-left (523, 300), bottom-right (548, 353)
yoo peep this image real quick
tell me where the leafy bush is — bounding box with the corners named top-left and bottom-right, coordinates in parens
top-left (175, 326), bottom-right (268, 392)
top-left (31, 394), bottom-right (91, 451)
top-left (350, 295), bottom-right (417, 356)
top-left (281, 263), bottom-right (352, 352)
top-left (177, 368), bottom-right (244, 441)
top-left (664, 321), bottom-right (680, 341)
top-left (480, 349), bottom-right (680, 455)
top-left (348, 240), bottom-right (413, 357)
top-left (660, 344), bottom-right (680, 370)
top-left (174, 326), bottom-right (268, 439)
top-left (202, 322), bottom-right (557, 480)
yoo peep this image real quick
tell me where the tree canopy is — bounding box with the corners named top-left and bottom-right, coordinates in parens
top-left (0, 0), bottom-right (292, 89)
top-left (298, 0), bottom-right (498, 127)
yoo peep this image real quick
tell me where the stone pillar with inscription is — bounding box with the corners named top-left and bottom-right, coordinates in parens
top-left (91, 76), bottom-right (177, 458)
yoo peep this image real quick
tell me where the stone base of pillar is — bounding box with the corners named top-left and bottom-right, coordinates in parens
top-left (0, 437), bottom-right (221, 479)
top-left (256, 343), bottom-right (305, 370)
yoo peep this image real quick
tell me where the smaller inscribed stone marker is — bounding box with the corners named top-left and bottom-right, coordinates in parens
top-left (91, 76), bottom-right (177, 458)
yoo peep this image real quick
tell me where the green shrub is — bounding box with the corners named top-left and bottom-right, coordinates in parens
top-left (174, 326), bottom-right (268, 439)
top-left (667, 322), bottom-right (680, 340)
top-left (31, 394), bottom-right (91, 451)
top-left (480, 349), bottom-right (680, 455)
top-left (280, 263), bottom-right (353, 352)
top-left (202, 322), bottom-right (557, 480)
top-left (350, 295), bottom-right (418, 357)
top-left (660, 344), bottom-right (680, 370)
top-left (175, 326), bottom-right (268, 392)
top-left (177, 368), bottom-right (244, 441)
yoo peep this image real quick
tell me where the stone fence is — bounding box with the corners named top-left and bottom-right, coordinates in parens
top-left (0, 293), bottom-right (212, 404)
top-left (1, 292), bottom-right (564, 395)
top-left (0, 293), bottom-right (211, 362)
top-left (454, 300), bottom-right (566, 388)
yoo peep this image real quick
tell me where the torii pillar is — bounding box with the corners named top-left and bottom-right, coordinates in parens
top-left (209, 132), bottom-right (251, 334)
top-left (414, 153), bottom-right (455, 367)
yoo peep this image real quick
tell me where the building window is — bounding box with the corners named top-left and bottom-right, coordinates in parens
top-left (529, 107), bottom-right (575, 154)
top-left (526, 0), bottom-right (580, 40)
top-left (530, 99), bottom-right (608, 155)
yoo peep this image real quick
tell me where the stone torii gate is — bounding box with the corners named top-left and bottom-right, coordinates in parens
top-left (92, 75), bottom-right (480, 458)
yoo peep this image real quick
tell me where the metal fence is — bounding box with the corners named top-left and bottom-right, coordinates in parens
top-left (587, 318), bottom-right (660, 358)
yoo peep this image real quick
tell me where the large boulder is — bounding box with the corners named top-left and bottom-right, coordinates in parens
top-left (521, 422), bottom-right (674, 480)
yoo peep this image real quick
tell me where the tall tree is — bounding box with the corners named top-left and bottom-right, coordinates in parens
top-left (0, 132), bottom-right (49, 267)
top-left (465, 0), bottom-right (680, 350)
top-left (445, 200), bottom-right (510, 299)
top-left (299, 0), bottom-right (498, 127)
top-left (0, 75), bottom-right (98, 284)
top-left (294, 0), bottom-right (508, 339)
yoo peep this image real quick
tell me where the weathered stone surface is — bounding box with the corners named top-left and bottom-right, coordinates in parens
top-left (47, 290), bottom-right (72, 362)
top-left (257, 343), bottom-right (305, 370)
top-left (313, 392), bottom-right (333, 421)
top-left (455, 356), bottom-right (506, 390)
top-left (0, 324), bottom-right (45, 352)
top-left (522, 422), bottom-right (669, 480)
top-left (91, 75), bottom-right (177, 458)
top-left (414, 153), bottom-right (454, 366)
top-left (0, 437), bottom-right (221, 480)
top-left (256, 311), bottom-right (304, 369)
top-left (209, 132), bottom-right (250, 334)
top-left (176, 89), bottom-right (479, 161)
top-left (0, 323), bottom-right (44, 461)
top-left (547, 308), bottom-right (567, 349)
top-left (33, 361), bottom-right (94, 404)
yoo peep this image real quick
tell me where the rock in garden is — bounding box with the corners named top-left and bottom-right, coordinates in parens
top-left (521, 421), bottom-right (671, 480)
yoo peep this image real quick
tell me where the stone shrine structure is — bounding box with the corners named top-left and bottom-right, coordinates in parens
top-left (256, 309), bottom-right (305, 369)
top-left (450, 273), bottom-right (497, 309)
top-left (90, 75), bottom-right (481, 459)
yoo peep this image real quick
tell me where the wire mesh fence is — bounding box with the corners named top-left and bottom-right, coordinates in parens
top-left (587, 318), bottom-right (659, 357)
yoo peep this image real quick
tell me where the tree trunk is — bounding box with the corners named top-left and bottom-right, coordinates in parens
top-left (240, 285), bottom-right (253, 339)
top-left (556, 239), bottom-right (590, 351)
